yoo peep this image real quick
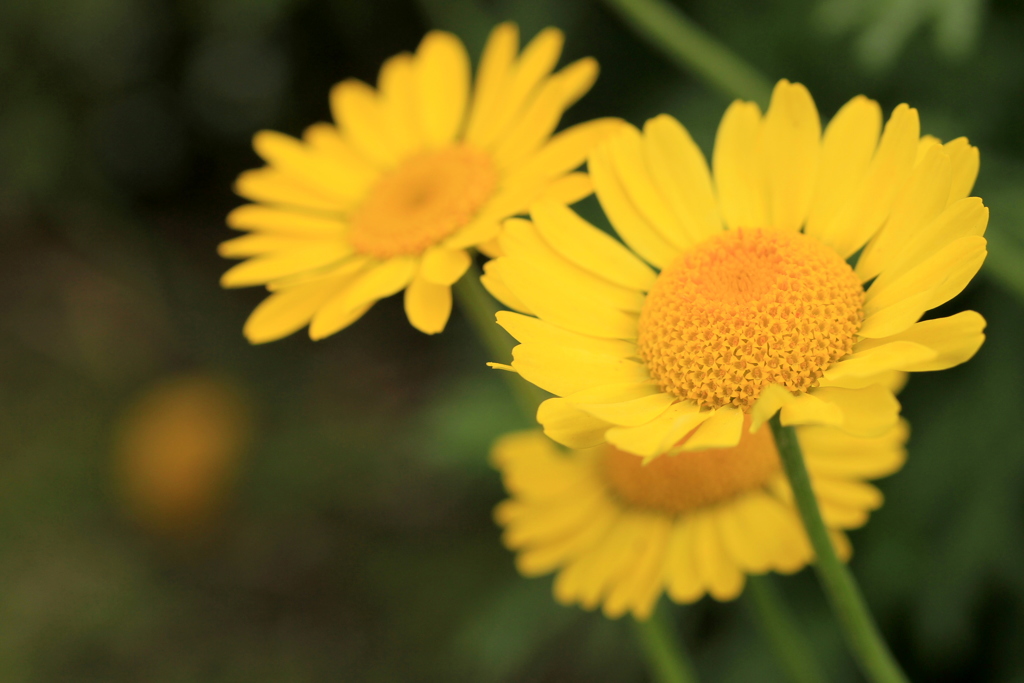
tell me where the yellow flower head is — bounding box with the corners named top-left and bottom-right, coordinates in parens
top-left (492, 421), bottom-right (907, 618)
top-left (485, 79), bottom-right (987, 460)
top-left (220, 22), bottom-right (623, 342)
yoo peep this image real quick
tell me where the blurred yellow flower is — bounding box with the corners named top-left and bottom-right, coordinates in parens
top-left (220, 22), bottom-right (623, 341)
top-left (114, 374), bottom-right (250, 536)
top-left (492, 423), bottom-right (906, 618)
top-left (485, 80), bottom-right (987, 460)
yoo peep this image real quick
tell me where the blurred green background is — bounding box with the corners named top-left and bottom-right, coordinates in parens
top-left (2, 0), bottom-right (1024, 680)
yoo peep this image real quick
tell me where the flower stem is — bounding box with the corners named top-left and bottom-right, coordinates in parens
top-left (453, 263), bottom-right (698, 683)
top-left (746, 576), bottom-right (827, 683)
top-left (769, 416), bottom-right (909, 683)
top-left (632, 602), bottom-right (699, 683)
top-left (597, 0), bottom-right (773, 106)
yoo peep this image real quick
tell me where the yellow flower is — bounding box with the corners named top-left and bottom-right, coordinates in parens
top-left (492, 422), bottom-right (907, 618)
top-left (485, 80), bottom-right (987, 460)
top-left (220, 23), bottom-right (623, 342)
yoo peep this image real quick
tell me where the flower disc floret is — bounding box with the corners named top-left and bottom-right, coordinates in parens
top-left (637, 228), bottom-right (864, 410)
top-left (349, 146), bottom-right (497, 258)
top-left (603, 418), bottom-right (781, 513)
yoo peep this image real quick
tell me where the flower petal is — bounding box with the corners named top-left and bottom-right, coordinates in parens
top-left (404, 273), bottom-right (452, 334)
top-left (414, 30), bottom-right (470, 147)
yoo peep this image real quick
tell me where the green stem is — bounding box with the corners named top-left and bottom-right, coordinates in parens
top-left (631, 602), bottom-right (699, 683)
top-left (453, 264), bottom-right (698, 683)
top-left (452, 261), bottom-right (548, 422)
top-left (769, 416), bottom-right (908, 683)
top-left (597, 0), bottom-right (773, 106)
top-left (746, 576), bottom-right (827, 683)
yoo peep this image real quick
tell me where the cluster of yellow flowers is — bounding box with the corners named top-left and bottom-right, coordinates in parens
top-left (219, 23), bottom-right (987, 622)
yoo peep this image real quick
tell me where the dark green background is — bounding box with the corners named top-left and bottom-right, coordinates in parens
top-left (2, 0), bottom-right (1023, 680)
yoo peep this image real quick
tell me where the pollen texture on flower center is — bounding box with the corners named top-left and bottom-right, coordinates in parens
top-left (637, 228), bottom-right (864, 410)
top-left (349, 145), bottom-right (497, 258)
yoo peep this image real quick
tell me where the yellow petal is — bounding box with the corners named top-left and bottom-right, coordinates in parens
top-left (608, 125), bottom-right (689, 250)
top-left (488, 258), bottom-right (639, 339)
top-left (301, 122), bottom-right (380, 185)
top-left (530, 201), bottom-right (656, 291)
top-left (308, 257), bottom-right (417, 339)
top-left (818, 103), bottom-right (920, 258)
top-left (420, 246), bottom-right (471, 286)
top-left (220, 244), bottom-right (354, 288)
top-left (492, 57), bottom-right (599, 169)
top-left (498, 218), bottom-right (645, 312)
top-left (813, 478), bottom-right (883, 511)
top-left (404, 274), bottom-right (452, 334)
top-left (376, 52), bottom-right (422, 157)
top-left (642, 114), bottom-right (721, 245)
top-left (761, 80), bottom-right (821, 231)
top-left (571, 391), bottom-right (676, 427)
top-left (869, 197), bottom-right (988, 290)
top-left (605, 402), bottom-right (711, 459)
top-left (443, 217), bottom-right (502, 250)
top-left (749, 384), bottom-right (796, 432)
top-left (252, 129), bottom-right (373, 204)
top-left (860, 235), bottom-right (987, 337)
top-left (414, 31), bottom-right (470, 147)
top-left (242, 278), bottom-right (347, 344)
top-left (779, 392), bottom-right (844, 428)
top-left (537, 398), bottom-right (612, 448)
top-left (495, 311), bottom-right (636, 357)
top-left (854, 310), bottom-right (986, 372)
top-left (470, 27), bottom-right (564, 150)
top-left (856, 141), bottom-right (952, 281)
top-left (944, 136), bottom-right (979, 204)
top-left (533, 172), bottom-right (593, 205)
top-left (464, 22), bottom-right (519, 144)
top-left (679, 405), bottom-right (743, 451)
top-left (712, 100), bottom-right (767, 231)
top-left (806, 95), bottom-right (882, 239)
top-left (481, 264), bottom-right (532, 314)
top-left (503, 117), bottom-right (627, 190)
top-left (800, 420), bottom-right (908, 479)
top-left (233, 167), bottom-right (344, 213)
top-left (328, 80), bottom-right (400, 167)
top-left (604, 514), bottom-right (672, 619)
top-left (590, 141), bottom-right (678, 268)
top-left (664, 517), bottom-right (703, 603)
top-left (511, 344), bottom-right (649, 397)
top-left (218, 233), bottom-right (316, 258)
top-left (563, 381), bottom-right (661, 404)
top-left (693, 509), bottom-right (745, 601)
top-left (822, 341), bottom-right (937, 382)
top-left (226, 204), bottom-right (348, 237)
top-left (799, 385), bottom-right (901, 438)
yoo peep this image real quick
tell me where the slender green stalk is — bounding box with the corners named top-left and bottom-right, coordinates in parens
top-left (598, 0), bottom-right (773, 106)
top-left (746, 576), bottom-right (827, 683)
top-left (631, 602), bottom-right (699, 683)
top-left (453, 264), bottom-right (698, 683)
top-left (769, 416), bottom-right (908, 683)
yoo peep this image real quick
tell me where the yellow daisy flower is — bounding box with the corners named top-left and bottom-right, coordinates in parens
top-left (485, 79), bottom-right (987, 460)
top-left (492, 421), bottom-right (907, 618)
top-left (219, 22), bottom-right (623, 342)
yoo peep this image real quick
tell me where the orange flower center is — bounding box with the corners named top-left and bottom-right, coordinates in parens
top-left (348, 146), bottom-right (497, 259)
top-left (637, 228), bottom-right (863, 410)
top-left (602, 418), bottom-right (781, 513)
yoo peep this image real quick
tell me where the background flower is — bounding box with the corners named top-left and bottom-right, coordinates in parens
top-left (492, 422), bottom-right (906, 619)
top-left (220, 22), bottom-right (622, 341)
